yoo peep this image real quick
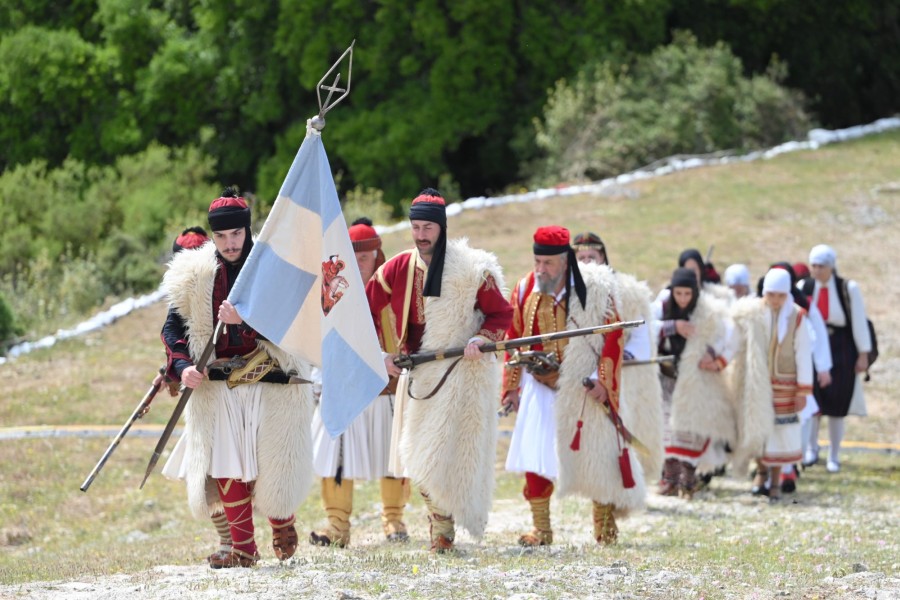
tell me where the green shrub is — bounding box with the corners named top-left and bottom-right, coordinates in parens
top-left (341, 185), bottom-right (394, 226)
top-left (0, 292), bottom-right (15, 345)
top-left (532, 32), bottom-right (812, 185)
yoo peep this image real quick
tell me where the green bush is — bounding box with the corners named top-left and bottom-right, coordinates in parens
top-left (0, 143), bottom-right (218, 336)
top-left (532, 32), bottom-right (812, 185)
top-left (0, 292), bottom-right (15, 345)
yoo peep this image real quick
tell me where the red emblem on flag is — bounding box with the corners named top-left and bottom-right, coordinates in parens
top-left (321, 255), bottom-right (349, 315)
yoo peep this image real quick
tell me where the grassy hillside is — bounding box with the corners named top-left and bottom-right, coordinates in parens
top-left (1, 130), bottom-right (898, 592)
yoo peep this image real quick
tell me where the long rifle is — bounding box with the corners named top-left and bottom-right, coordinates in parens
top-left (79, 372), bottom-right (164, 492)
top-left (393, 320), bottom-right (644, 370)
top-left (139, 322), bottom-right (223, 489)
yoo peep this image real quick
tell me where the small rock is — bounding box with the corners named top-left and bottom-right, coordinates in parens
top-left (852, 563), bottom-right (868, 573)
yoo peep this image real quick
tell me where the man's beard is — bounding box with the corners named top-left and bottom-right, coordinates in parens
top-left (537, 272), bottom-right (564, 295)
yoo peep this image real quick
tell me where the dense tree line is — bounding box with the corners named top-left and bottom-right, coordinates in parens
top-left (3, 1), bottom-right (895, 206)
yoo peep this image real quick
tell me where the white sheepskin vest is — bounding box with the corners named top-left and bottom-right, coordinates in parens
top-left (614, 271), bottom-right (665, 481)
top-left (670, 292), bottom-right (736, 443)
top-left (727, 296), bottom-right (776, 475)
top-left (162, 242), bottom-right (314, 519)
top-left (555, 264), bottom-right (650, 515)
top-left (399, 238), bottom-right (506, 538)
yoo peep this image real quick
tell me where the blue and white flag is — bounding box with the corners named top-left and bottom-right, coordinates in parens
top-left (229, 126), bottom-right (388, 437)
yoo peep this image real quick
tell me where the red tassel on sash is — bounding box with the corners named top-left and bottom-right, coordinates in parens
top-left (618, 447), bottom-right (636, 489)
top-left (570, 420), bottom-right (583, 451)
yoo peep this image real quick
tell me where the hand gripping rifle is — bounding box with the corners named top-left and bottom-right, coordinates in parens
top-left (395, 320), bottom-right (644, 401)
top-left (139, 322), bottom-right (223, 489)
top-left (80, 370), bottom-right (165, 492)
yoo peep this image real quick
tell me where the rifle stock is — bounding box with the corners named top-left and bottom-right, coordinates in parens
top-left (394, 319), bottom-right (644, 370)
top-left (80, 372), bottom-right (164, 492)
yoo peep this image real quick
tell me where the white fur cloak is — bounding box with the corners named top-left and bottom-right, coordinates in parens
top-left (162, 242), bottom-right (314, 519)
top-left (400, 238), bottom-right (506, 538)
top-left (555, 264), bottom-right (651, 515)
top-left (615, 272), bottom-right (665, 481)
top-left (726, 296), bottom-right (776, 475)
top-left (670, 292), bottom-right (736, 444)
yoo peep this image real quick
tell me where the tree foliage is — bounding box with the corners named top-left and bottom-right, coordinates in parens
top-left (532, 33), bottom-right (811, 184)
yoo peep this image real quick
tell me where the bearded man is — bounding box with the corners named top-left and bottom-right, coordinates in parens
top-left (503, 226), bottom-right (658, 546)
top-left (366, 188), bottom-right (512, 553)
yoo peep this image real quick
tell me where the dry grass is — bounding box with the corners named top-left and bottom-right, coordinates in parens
top-left (1, 131), bottom-right (899, 595)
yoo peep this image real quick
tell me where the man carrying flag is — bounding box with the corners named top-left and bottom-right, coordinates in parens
top-left (367, 188), bottom-right (513, 553)
top-left (161, 189), bottom-right (314, 568)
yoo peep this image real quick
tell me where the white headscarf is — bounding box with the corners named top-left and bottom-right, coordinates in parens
top-left (724, 263), bottom-right (750, 286)
top-left (763, 268), bottom-right (793, 343)
top-left (809, 244), bottom-right (836, 268)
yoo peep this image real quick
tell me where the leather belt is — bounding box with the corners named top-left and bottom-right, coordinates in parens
top-left (208, 368), bottom-right (293, 385)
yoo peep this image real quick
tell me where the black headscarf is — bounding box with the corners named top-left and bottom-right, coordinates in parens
top-left (408, 187), bottom-right (447, 297)
top-left (660, 267), bottom-right (700, 365)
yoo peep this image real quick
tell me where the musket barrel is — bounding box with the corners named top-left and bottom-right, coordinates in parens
top-left (397, 320), bottom-right (644, 369)
top-left (80, 377), bottom-right (162, 492)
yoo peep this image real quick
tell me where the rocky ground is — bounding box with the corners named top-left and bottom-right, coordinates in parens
top-left (3, 472), bottom-right (898, 600)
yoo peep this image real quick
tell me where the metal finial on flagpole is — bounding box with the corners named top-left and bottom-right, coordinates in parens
top-left (309, 40), bottom-right (355, 131)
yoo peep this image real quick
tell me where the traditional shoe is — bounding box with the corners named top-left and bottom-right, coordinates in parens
top-left (780, 472), bottom-right (797, 494)
top-left (309, 528), bottom-right (350, 548)
top-left (208, 549), bottom-right (260, 569)
top-left (802, 449), bottom-right (819, 467)
top-left (768, 492), bottom-right (782, 505)
top-left (383, 520), bottom-right (409, 543)
top-left (826, 460), bottom-right (840, 473)
top-left (272, 523), bottom-right (299, 560)
top-left (750, 465), bottom-right (769, 496)
top-left (430, 534), bottom-right (455, 554)
top-left (678, 462), bottom-right (698, 499)
top-left (592, 502), bottom-right (618, 546)
top-left (206, 549), bottom-right (233, 565)
top-left (658, 458), bottom-right (681, 496)
top-left (518, 529), bottom-right (553, 547)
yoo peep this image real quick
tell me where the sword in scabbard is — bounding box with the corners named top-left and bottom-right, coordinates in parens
top-left (581, 377), bottom-right (651, 458)
top-left (79, 371), bottom-right (165, 492)
top-left (139, 321), bottom-right (223, 490)
top-left (394, 320), bottom-right (645, 370)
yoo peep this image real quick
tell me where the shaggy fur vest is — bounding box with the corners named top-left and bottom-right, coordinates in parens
top-left (670, 292), bottom-right (736, 443)
top-left (400, 239), bottom-right (505, 538)
top-left (556, 264), bottom-right (658, 514)
top-left (163, 242), bottom-right (314, 519)
top-left (615, 271), bottom-right (665, 481)
top-left (727, 297), bottom-right (777, 475)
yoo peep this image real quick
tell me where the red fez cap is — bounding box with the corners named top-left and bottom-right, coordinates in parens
top-left (173, 227), bottom-right (209, 253)
top-left (533, 225), bottom-right (571, 253)
top-left (349, 222), bottom-right (381, 252)
top-left (209, 196), bottom-right (249, 212)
